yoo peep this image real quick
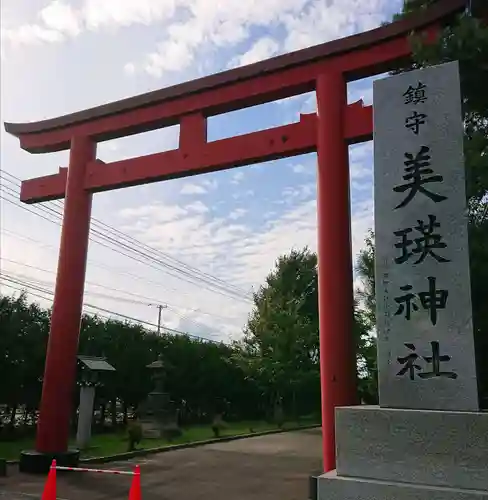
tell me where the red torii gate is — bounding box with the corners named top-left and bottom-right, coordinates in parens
top-left (4, 0), bottom-right (469, 474)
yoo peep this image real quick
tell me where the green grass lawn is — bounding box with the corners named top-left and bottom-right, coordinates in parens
top-left (0, 419), bottom-right (318, 461)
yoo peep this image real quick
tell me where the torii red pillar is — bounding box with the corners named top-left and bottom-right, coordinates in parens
top-left (36, 137), bottom-right (95, 457)
top-left (316, 72), bottom-right (357, 471)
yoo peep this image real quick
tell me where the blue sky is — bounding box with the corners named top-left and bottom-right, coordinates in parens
top-left (0, 0), bottom-right (402, 342)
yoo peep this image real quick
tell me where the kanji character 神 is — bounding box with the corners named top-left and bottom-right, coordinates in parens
top-left (394, 276), bottom-right (448, 326)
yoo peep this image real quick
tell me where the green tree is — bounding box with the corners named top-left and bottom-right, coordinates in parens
top-left (0, 289), bottom-right (271, 434)
top-left (238, 247), bottom-right (378, 417)
top-left (355, 230), bottom-right (376, 327)
top-left (237, 248), bottom-right (321, 419)
top-left (393, 0), bottom-right (438, 19)
top-left (0, 293), bottom-right (49, 431)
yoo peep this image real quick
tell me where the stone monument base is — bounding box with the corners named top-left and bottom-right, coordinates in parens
top-left (138, 387), bottom-right (181, 441)
top-left (318, 471), bottom-right (488, 499)
top-left (317, 406), bottom-right (488, 500)
top-left (140, 418), bottom-right (181, 441)
top-left (19, 448), bottom-right (80, 474)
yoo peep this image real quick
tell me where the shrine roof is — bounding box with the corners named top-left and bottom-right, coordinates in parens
top-left (4, 0), bottom-right (467, 150)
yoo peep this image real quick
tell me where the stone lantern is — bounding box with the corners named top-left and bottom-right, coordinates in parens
top-left (139, 355), bottom-right (181, 440)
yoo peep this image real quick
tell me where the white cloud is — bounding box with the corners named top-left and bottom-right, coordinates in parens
top-left (144, 38), bottom-right (197, 76)
top-left (291, 163), bottom-right (315, 175)
top-left (1, 0), bottom-right (179, 47)
top-left (232, 189), bottom-right (254, 200)
top-left (123, 62), bottom-right (136, 75)
top-left (119, 203), bottom-right (187, 222)
top-left (118, 176), bottom-right (372, 294)
top-left (82, 0), bottom-right (178, 30)
top-left (2, 24), bottom-right (63, 46)
top-left (202, 179), bottom-right (218, 190)
top-left (231, 171), bottom-right (245, 184)
top-left (228, 208), bottom-right (247, 220)
top-left (279, 183), bottom-right (315, 204)
top-left (292, 164), bottom-right (306, 174)
top-left (2, 0), bottom-right (80, 47)
top-left (229, 37), bottom-right (280, 68)
top-left (2, 0), bottom-right (394, 79)
top-left (350, 142), bottom-right (373, 167)
top-left (180, 183), bottom-right (207, 195)
top-left (283, 0), bottom-right (388, 52)
top-left (186, 201), bottom-right (209, 213)
top-left (138, 0), bottom-right (390, 76)
top-left (40, 1), bottom-right (81, 36)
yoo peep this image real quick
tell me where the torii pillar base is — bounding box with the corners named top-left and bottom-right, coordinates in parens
top-left (19, 449), bottom-right (79, 475)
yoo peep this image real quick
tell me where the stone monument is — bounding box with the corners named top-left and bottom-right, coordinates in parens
top-left (318, 61), bottom-right (488, 499)
top-left (139, 356), bottom-right (181, 440)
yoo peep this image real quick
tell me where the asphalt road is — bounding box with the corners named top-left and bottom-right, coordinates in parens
top-left (0, 428), bottom-right (322, 500)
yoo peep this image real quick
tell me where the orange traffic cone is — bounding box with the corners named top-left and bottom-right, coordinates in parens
top-left (41, 460), bottom-right (56, 500)
top-left (128, 465), bottom-right (141, 500)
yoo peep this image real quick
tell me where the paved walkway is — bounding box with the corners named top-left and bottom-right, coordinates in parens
top-left (0, 428), bottom-right (322, 499)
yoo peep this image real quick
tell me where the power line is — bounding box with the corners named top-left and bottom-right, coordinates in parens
top-left (1, 269), bottom-right (153, 306)
top-left (0, 275), bottom-right (225, 344)
top-left (0, 256), bottom-right (239, 322)
top-left (0, 187), bottom-right (251, 304)
top-left (0, 171), bottom-right (253, 303)
top-left (1, 171), bottom-right (249, 340)
top-left (1, 228), bottom-right (187, 295)
top-left (0, 178), bottom-right (249, 299)
top-left (0, 269), bottom-right (229, 338)
top-left (0, 272), bottom-right (225, 342)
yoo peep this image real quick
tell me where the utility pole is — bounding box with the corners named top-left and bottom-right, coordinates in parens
top-left (149, 303), bottom-right (167, 335)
